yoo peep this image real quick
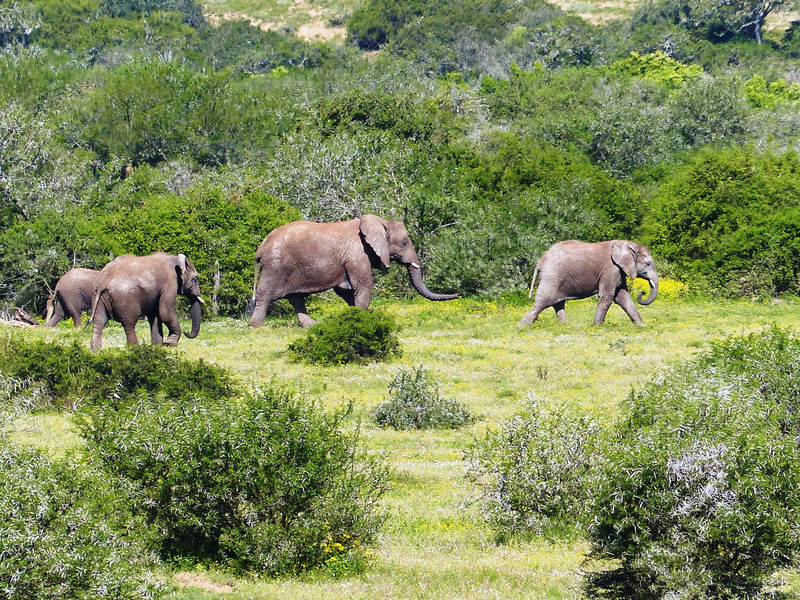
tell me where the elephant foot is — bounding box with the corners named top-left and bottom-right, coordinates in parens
top-left (297, 315), bottom-right (318, 328)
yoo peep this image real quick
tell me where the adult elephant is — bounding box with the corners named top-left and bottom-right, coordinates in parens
top-left (90, 252), bottom-right (204, 350)
top-left (45, 267), bottom-right (100, 328)
top-left (519, 240), bottom-right (658, 327)
top-left (249, 214), bottom-right (459, 328)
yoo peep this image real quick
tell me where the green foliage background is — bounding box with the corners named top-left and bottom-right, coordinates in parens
top-left (3, 0), bottom-right (800, 316)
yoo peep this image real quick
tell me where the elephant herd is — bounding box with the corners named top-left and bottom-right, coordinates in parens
top-left (43, 214), bottom-right (659, 350)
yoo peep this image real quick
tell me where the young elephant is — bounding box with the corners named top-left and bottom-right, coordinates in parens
top-left (90, 252), bottom-right (204, 350)
top-left (45, 267), bottom-right (100, 328)
top-left (519, 240), bottom-right (658, 326)
top-left (249, 214), bottom-right (459, 328)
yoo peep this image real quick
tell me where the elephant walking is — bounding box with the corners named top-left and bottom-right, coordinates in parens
top-left (519, 240), bottom-right (658, 327)
top-left (45, 268), bottom-right (100, 328)
top-left (249, 214), bottom-right (459, 328)
top-left (90, 252), bottom-right (204, 350)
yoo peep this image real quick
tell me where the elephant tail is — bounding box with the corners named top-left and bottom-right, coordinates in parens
top-left (88, 288), bottom-right (106, 325)
top-left (246, 257), bottom-right (262, 316)
top-left (252, 256), bottom-right (262, 302)
top-left (528, 266), bottom-right (540, 299)
top-left (44, 291), bottom-right (58, 324)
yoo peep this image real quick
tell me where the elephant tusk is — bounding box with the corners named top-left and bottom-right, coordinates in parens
top-left (411, 262), bottom-right (420, 269)
top-left (196, 296), bottom-right (205, 305)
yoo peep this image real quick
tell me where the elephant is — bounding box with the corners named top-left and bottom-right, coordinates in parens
top-left (249, 214), bottom-right (459, 328)
top-left (518, 240), bottom-right (658, 327)
top-left (90, 252), bottom-right (204, 350)
top-left (45, 268), bottom-right (100, 328)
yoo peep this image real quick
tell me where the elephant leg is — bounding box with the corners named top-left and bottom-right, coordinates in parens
top-left (148, 314), bottom-right (164, 345)
top-left (333, 286), bottom-right (356, 306)
top-left (45, 300), bottom-right (65, 327)
top-left (353, 285), bottom-right (372, 309)
top-left (614, 289), bottom-right (644, 325)
top-left (90, 304), bottom-right (110, 351)
top-left (593, 293), bottom-right (615, 325)
top-left (518, 297), bottom-right (550, 327)
top-left (249, 295), bottom-right (273, 328)
top-left (553, 300), bottom-right (567, 323)
top-left (70, 310), bottom-right (83, 328)
top-left (122, 319), bottom-right (140, 346)
top-left (159, 305), bottom-right (181, 346)
top-left (287, 294), bottom-right (317, 328)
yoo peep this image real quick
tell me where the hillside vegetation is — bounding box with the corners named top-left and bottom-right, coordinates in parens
top-left (4, 0), bottom-right (800, 597)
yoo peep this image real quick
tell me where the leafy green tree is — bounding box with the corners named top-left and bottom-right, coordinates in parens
top-left (73, 58), bottom-right (234, 167)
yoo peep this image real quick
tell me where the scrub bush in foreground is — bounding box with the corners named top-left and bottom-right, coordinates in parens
top-left (466, 396), bottom-right (605, 540)
top-left (0, 437), bottom-right (161, 600)
top-left (589, 327), bottom-right (800, 599)
top-left (80, 389), bottom-right (389, 576)
top-left (373, 365), bottom-right (474, 430)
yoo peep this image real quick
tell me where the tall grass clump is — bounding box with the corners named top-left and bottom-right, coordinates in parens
top-left (373, 365), bottom-right (474, 430)
top-left (466, 395), bottom-right (605, 541)
top-left (589, 327), bottom-right (800, 600)
top-left (79, 389), bottom-right (389, 576)
top-left (0, 436), bottom-right (161, 600)
top-left (288, 307), bottom-right (401, 365)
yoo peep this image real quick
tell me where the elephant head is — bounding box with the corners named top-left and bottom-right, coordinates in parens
top-left (176, 253), bottom-right (203, 338)
top-left (359, 215), bottom-right (459, 302)
top-left (611, 241), bottom-right (658, 305)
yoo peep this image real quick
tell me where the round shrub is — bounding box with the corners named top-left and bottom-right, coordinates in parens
top-left (79, 388), bottom-right (388, 576)
top-left (0, 437), bottom-right (161, 600)
top-left (589, 327), bottom-right (800, 599)
top-left (466, 395), bottom-right (605, 541)
top-left (288, 307), bottom-right (402, 365)
top-left (372, 365), bottom-right (474, 430)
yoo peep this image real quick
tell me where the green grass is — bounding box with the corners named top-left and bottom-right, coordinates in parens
top-left (8, 294), bottom-right (800, 598)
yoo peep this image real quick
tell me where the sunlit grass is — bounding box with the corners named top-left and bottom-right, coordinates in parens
top-left (8, 295), bottom-right (800, 598)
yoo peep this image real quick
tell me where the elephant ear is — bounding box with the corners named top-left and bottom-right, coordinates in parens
top-left (611, 242), bottom-right (637, 278)
top-left (360, 215), bottom-right (390, 268)
top-left (176, 253), bottom-right (188, 293)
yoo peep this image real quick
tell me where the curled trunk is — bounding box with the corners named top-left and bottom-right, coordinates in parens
top-left (408, 265), bottom-right (459, 301)
top-left (637, 277), bottom-right (658, 305)
top-left (186, 297), bottom-right (202, 338)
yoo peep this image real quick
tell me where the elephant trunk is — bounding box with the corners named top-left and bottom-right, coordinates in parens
top-left (186, 297), bottom-right (202, 338)
top-left (408, 264), bottom-right (459, 301)
top-left (637, 277), bottom-right (658, 305)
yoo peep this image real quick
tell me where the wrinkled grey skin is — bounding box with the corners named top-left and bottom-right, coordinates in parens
top-left (45, 268), bottom-right (100, 328)
top-left (519, 240), bottom-right (658, 327)
top-left (90, 252), bottom-right (203, 350)
top-left (249, 214), bottom-right (459, 328)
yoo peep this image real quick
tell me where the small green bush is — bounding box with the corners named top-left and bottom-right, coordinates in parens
top-left (466, 395), bottom-right (605, 540)
top-left (372, 365), bottom-right (474, 430)
top-left (288, 307), bottom-right (402, 365)
top-left (80, 389), bottom-right (388, 576)
top-left (589, 327), bottom-right (800, 599)
top-left (0, 437), bottom-right (161, 600)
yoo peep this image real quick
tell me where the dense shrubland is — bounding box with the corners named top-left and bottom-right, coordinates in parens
top-left (0, 340), bottom-right (387, 591)
top-left (2, 0), bottom-right (800, 316)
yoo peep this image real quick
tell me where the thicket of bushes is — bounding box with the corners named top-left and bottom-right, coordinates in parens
top-left (0, 339), bottom-right (388, 589)
top-left (3, 0), bottom-right (800, 315)
top-left (469, 327), bottom-right (800, 598)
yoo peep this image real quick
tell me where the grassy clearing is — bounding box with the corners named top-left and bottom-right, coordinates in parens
top-left (9, 293), bottom-right (800, 598)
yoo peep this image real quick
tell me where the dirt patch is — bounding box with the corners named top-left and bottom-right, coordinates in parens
top-left (174, 572), bottom-right (235, 594)
top-left (204, 4), bottom-right (346, 42)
